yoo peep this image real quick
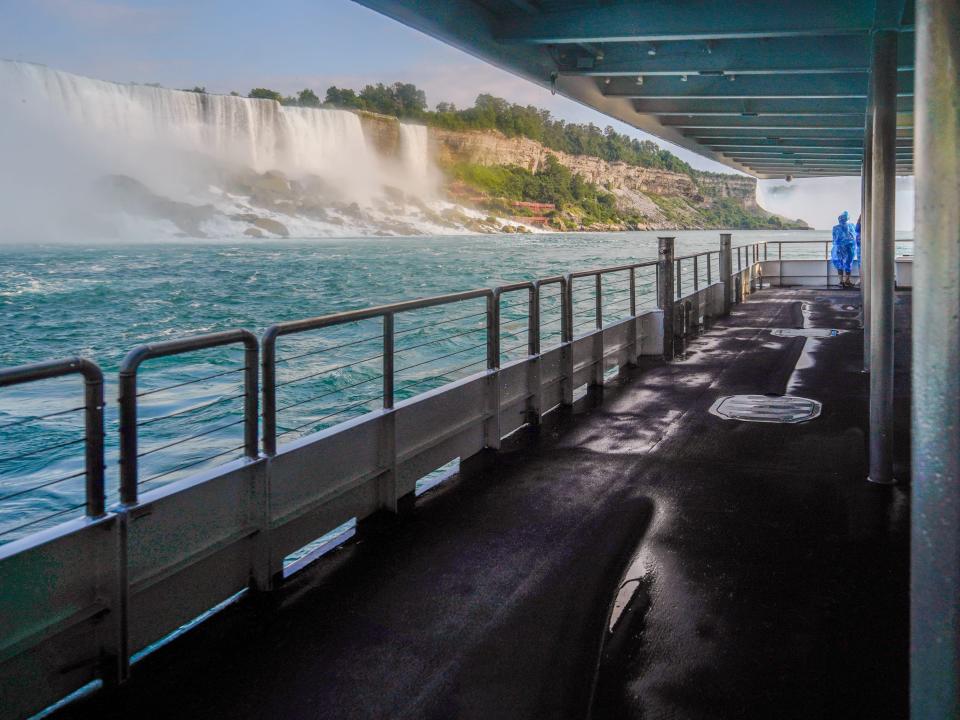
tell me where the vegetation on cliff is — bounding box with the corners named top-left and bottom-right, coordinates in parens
top-left (254, 80), bottom-right (694, 176)
top-left (448, 155), bottom-right (806, 231)
top-left (226, 80), bottom-right (806, 231)
top-left (449, 156), bottom-right (624, 229)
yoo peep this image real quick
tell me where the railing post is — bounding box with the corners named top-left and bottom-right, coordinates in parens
top-left (527, 284), bottom-right (542, 425)
top-left (720, 233), bottom-right (732, 315)
top-left (383, 313), bottom-right (394, 411)
top-left (778, 241), bottom-right (783, 287)
top-left (592, 274), bottom-right (604, 390)
top-left (81, 364), bottom-right (106, 518)
top-left (262, 329), bottom-right (278, 456)
top-left (675, 258), bottom-right (682, 299)
top-left (912, 0), bottom-right (960, 715)
top-left (380, 312), bottom-right (398, 512)
top-left (867, 28), bottom-right (898, 486)
top-left (485, 292), bottom-right (501, 449)
top-left (117, 366), bottom-right (139, 506)
top-left (693, 255), bottom-right (700, 292)
top-left (243, 338), bottom-right (259, 459)
top-left (561, 275), bottom-right (575, 405)
top-left (628, 267), bottom-right (640, 365)
top-left (658, 237), bottom-right (676, 358)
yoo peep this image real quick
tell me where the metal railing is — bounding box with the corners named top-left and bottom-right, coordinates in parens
top-left (262, 289), bottom-right (497, 456)
top-left (0, 358), bottom-right (105, 536)
top-left (675, 250), bottom-right (719, 298)
top-left (0, 236), bottom-right (759, 720)
top-left (568, 260), bottom-right (659, 336)
top-left (118, 330), bottom-right (259, 504)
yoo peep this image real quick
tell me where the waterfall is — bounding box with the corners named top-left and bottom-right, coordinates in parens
top-left (0, 61), bottom-right (381, 192)
top-left (399, 123), bottom-right (432, 191)
top-left (0, 61), bottom-right (501, 240)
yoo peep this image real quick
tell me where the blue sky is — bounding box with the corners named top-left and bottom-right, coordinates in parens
top-left (1, 0), bottom-right (914, 228)
top-left (0, 0), bottom-right (729, 170)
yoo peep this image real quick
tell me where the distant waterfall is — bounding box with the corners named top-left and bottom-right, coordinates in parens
top-left (399, 123), bottom-right (431, 190)
top-left (0, 61), bottom-right (380, 188)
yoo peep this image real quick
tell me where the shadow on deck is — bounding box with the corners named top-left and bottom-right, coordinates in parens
top-left (58, 288), bottom-right (911, 720)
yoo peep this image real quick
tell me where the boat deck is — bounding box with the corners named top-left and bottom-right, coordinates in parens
top-left (59, 288), bottom-right (911, 720)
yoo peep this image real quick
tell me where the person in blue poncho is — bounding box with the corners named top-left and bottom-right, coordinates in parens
top-left (831, 211), bottom-right (858, 288)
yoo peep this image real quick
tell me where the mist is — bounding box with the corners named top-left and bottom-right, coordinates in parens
top-left (0, 61), bottom-right (449, 243)
top-left (758, 176), bottom-right (915, 231)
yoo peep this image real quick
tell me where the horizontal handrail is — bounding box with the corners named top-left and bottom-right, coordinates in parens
top-left (568, 258), bottom-right (658, 279)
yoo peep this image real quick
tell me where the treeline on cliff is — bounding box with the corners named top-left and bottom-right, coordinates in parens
top-left (246, 80), bottom-right (695, 177)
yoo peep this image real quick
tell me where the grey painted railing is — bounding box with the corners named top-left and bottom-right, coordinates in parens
top-left (0, 238), bottom-right (763, 720)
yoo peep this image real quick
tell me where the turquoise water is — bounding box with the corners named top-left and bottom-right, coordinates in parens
top-left (0, 229), bottom-right (905, 542)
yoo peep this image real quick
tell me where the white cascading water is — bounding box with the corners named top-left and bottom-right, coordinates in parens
top-left (0, 61), bottom-right (384, 185)
top-left (0, 60), bottom-right (516, 239)
top-left (398, 123), bottom-right (432, 193)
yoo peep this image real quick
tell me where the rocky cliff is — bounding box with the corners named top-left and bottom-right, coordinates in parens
top-left (427, 126), bottom-right (800, 230)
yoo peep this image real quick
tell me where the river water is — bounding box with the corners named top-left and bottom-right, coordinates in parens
top-left (0, 229), bottom-right (910, 542)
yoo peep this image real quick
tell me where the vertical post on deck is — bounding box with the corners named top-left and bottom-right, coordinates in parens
top-left (867, 29), bottom-right (897, 485)
top-left (720, 233), bottom-right (732, 315)
top-left (658, 237), bottom-right (675, 358)
top-left (912, 0), bottom-right (960, 716)
top-left (862, 113), bottom-right (874, 371)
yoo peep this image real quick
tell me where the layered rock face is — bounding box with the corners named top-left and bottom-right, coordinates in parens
top-left (425, 126), bottom-right (798, 229)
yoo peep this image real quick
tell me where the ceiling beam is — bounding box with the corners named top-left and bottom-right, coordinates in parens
top-left (601, 71), bottom-right (913, 99)
top-left (630, 96), bottom-right (912, 116)
top-left (700, 137), bottom-right (912, 148)
top-left (555, 34), bottom-right (915, 76)
top-left (728, 151), bottom-right (914, 159)
top-left (667, 118), bottom-right (914, 131)
top-left (666, 116), bottom-right (869, 128)
top-left (497, 0), bottom-right (880, 43)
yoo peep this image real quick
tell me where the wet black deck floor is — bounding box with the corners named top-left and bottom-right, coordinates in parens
top-left (61, 288), bottom-right (911, 720)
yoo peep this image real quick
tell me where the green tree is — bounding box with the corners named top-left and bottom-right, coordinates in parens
top-left (325, 86), bottom-right (365, 109)
top-left (248, 88), bottom-right (283, 102)
top-left (297, 88), bottom-right (321, 107)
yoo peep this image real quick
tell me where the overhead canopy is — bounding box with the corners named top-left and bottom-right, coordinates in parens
top-left (352, 0), bottom-right (915, 178)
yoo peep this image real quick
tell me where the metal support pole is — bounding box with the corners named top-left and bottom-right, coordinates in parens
top-left (380, 312), bottom-right (397, 511)
top-left (595, 273), bottom-right (603, 330)
top-left (867, 29), bottom-right (898, 485)
top-left (383, 313), bottom-right (394, 410)
top-left (485, 292), bottom-right (501, 449)
top-left (863, 66), bottom-right (875, 372)
top-left (658, 237), bottom-right (675, 358)
top-left (561, 274), bottom-right (574, 405)
top-left (83, 367), bottom-right (106, 518)
top-left (912, 0), bottom-right (960, 716)
top-left (720, 233), bottom-right (732, 315)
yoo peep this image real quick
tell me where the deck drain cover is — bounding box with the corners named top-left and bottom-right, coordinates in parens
top-left (709, 395), bottom-right (821, 424)
top-left (770, 328), bottom-right (841, 338)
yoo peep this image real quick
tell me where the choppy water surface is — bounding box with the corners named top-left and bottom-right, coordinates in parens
top-left (0, 230), bottom-right (907, 541)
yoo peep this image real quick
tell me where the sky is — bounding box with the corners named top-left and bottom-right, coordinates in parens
top-left (1, 0), bottom-right (914, 230)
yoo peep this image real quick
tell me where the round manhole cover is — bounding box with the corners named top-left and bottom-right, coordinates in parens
top-left (770, 328), bottom-right (842, 338)
top-left (709, 395), bottom-right (822, 424)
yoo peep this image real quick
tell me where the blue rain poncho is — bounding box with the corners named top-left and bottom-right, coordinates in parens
top-left (831, 211), bottom-right (857, 273)
top-left (855, 218), bottom-right (862, 263)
